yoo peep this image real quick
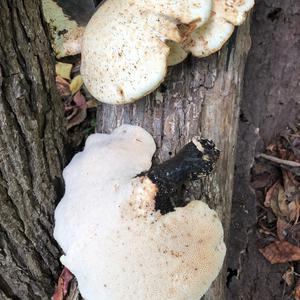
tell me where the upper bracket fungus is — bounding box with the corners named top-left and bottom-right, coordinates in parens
top-left (80, 0), bottom-right (212, 105)
top-left (54, 125), bottom-right (226, 300)
top-left (80, 0), bottom-right (254, 104)
top-left (184, 0), bottom-right (255, 57)
top-left (43, 0), bottom-right (254, 103)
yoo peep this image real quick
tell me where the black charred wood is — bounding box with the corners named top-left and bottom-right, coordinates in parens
top-left (142, 138), bottom-right (220, 214)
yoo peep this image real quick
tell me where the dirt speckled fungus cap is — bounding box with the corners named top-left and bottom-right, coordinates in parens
top-left (54, 124), bottom-right (226, 300)
top-left (80, 0), bottom-right (212, 105)
top-left (185, 0), bottom-right (255, 57)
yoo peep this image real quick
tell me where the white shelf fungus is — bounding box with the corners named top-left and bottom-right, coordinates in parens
top-left (43, 0), bottom-right (254, 103)
top-left (81, 0), bottom-right (254, 105)
top-left (54, 125), bottom-right (226, 300)
top-left (80, 0), bottom-right (212, 105)
top-left (185, 0), bottom-right (255, 57)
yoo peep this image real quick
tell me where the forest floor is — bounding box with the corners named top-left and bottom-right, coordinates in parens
top-left (226, 1), bottom-right (300, 298)
top-left (230, 122), bottom-right (300, 299)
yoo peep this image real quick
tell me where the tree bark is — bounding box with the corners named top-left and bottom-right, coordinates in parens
top-left (0, 1), bottom-right (66, 299)
top-left (96, 19), bottom-right (252, 300)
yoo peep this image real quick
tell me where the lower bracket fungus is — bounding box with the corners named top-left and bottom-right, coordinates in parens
top-left (54, 125), bottom-right (226, 300)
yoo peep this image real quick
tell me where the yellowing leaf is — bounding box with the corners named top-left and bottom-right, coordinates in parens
top-left (56, 62), bottom-right (73, 80)
top-left (70, 75), bottom-right (83, 95)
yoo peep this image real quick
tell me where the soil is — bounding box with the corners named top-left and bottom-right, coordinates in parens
top-left (227, 1), bottom-right (300, 299)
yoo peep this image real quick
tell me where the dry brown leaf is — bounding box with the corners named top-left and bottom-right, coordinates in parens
top-left (295, 279), bottom-right (300, 300)
top-left (264, 181), bottom-right (280, 208)
top-left (73, 91), bottom-right (87, 109)
top-left (67, 100), bottom-right (87, 130)
top-left (278, 184), bottom-right (290, 217)
top-left (53, 268), bottom-right (74, 300)
top-left (292, 137), bottom-right (300, 158)
top-left (64, 91), bottom-right (88, 130)
top-left (264, 181), bottom-right (291, 218)
top-left (277, 217), bottom-right (290, 241)
top-left (282, 266), bottom-right (294, 287)
top-left (87, 99), bottom-right (98, 109)
top-left (265, 181), bottom-right (283, 217)
top-left (251, 163), bottom-right (278, 189)
top-left (67, 109), bottom-right (87, 130)
top-left (259, 240), bottom-right (300, 264)
top-left (266, 143), bottom-right (277, 153)
top-left (286, 223), bottom-right (300, 247)
top-left (56, 76), bottom-right (71, 97)
top-left (282, 167), bottom-right (300, 223)
top-left (289, 199), bottom-right (300, 223)
top-left (278, 148), bottom-right (288, 160)
top-left (283, 170), bottom-right (299, 199)
top-left (66, 107), bottom-right (79, 121)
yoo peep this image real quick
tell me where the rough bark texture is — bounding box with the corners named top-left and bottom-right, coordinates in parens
top-left (0, 1), bottom-right (67, 299)
top-left (96, 19), bottom-right (252, 300)
top-left (227, 1), bottom-right (300, 299)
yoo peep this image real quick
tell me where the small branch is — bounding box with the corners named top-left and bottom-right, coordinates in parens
top-left (256, 153), bottom-right (300, 168)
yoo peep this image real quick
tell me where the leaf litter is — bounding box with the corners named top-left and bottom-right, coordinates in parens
top-left (252, 123), bottom-right (300, 299)
top-left (55, 59), bottom-right (97, 148)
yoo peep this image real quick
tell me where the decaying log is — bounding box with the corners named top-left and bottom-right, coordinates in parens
top-left (96, 18), bottom-right (252, 300)
top-left (0, 0), bottom-right (66, 299)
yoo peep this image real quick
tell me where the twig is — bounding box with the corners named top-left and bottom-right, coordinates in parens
top-left (256, 153), bottom-right (300, 168)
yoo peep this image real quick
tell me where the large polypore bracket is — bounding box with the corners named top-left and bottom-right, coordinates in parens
top-left (43, 0), bottom-right (254, 104)
top-left (54, 125), bottom-right (225, 300)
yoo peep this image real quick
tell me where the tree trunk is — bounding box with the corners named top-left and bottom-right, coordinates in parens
top-left (96, 19), bottom-right (252, 300)
top-left (0, 1), bottom-right (66, 299)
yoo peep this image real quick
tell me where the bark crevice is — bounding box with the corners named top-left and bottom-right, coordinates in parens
top-left (0, 1), bottom-right (67, 299)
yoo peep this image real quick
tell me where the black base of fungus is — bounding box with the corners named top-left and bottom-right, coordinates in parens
top-left (141, 138), bottom-right (220, 214)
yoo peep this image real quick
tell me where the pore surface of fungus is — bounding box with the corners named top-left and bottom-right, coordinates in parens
top-left (80, 0), bottom-right (212, 105)
top-left (54, 125), bottom-right (226, 300)
top-left (185, 0), bottom-right (255, 57)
